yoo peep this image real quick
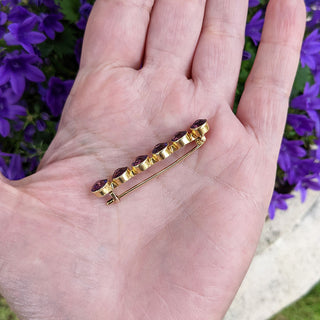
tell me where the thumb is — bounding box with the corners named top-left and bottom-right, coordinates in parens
top-left (0, 175), bottom-right (25, 293)
top-left (0, 174), bottom-right (19, 233)
top-left (0, 174), bottom-right (22, 251)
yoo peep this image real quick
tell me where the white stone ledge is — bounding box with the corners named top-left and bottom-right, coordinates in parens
top-left (224, 190), bottom-right (320, 320)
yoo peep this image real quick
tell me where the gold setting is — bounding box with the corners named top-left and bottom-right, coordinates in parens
top-left (172, 131), bottom-right (192, 149)
top-left (91, 119), bottom-right (210, 205)
top-left (112, 167), bottom-right (132, 186)
top-left (152, 143), bottom-right (172, 161)
top-left (132, 156), bottom-right (152, 174)
top-left (92, 182), bottom-right (113, 197)
top-left (191, 120), bottom-right (209, 137)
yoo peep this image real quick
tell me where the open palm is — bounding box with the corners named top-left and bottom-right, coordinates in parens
top-left (0, 0), bottom-right (305, 319)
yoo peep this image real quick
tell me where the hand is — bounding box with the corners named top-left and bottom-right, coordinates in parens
top-left (0, 0), bottom-right (305, 319)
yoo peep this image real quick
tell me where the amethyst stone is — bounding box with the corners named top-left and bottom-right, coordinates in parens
top-left (172, 130), bottom-right (187, 142)
top-left (190, 119), bottom-right (207, 129)
top-left (132, 155), bottom-right (148, 167)
top-left (91, 179), bottom-right (108, 192)
top-left (112, 167), bottom-right (128, 179)
top-left (152, 142), bottom-right (168, 154)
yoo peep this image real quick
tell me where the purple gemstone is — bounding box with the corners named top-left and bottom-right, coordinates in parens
top-left (132, 155), bottom-right (148, 167)
top-left (91, 179), bottom-right (108, 192)
top-left (190, 119), bottom-right (207, 129)
top-left (112, 167), bottom-right (128, 179)
top-left (152, 142), bottom-right (168, 154)
top-left (172, 130), bottom-right (187, 142)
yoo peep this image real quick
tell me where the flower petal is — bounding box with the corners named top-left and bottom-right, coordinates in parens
top-left (45, 27), bottom-right (55, 40)
top-left (0, 66), bottom-right (10, 86)
top-left (25, 65), bottom-right (46, 82)
top-left (55, 21), bottom-right (64, 33)
top-left (3, 32), bottom-right (19, 46)
top-left (10, 75), bottom-right (25, 97)
top-left (21, 16), bottom-right (37, 31)
top-left (20, 41), bottom-right (35, 54)
top-left (0, 118), bottom-right (10, 137)
top-left (6, 105), bottom-right (27, 119)
top-left (7, 154), bottom-right (25, 180)
top-left (25, 31), bottom-right (46, 44)
top-left (0, 12), bottom-right (7, 25)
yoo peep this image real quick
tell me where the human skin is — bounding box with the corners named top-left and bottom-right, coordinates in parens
top-left (0, 0), bottom-right (306, 319)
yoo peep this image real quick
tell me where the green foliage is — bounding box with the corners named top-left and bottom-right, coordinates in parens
top-left (271, 282), bottom-right (320, 320)
top-left (0, 296), bottom-right (18, 320)
top-left (51, 26), bottom-right (78, 58)
top-left (55, 0), bottom-right (80, 23)
top-left (292, 65), bottom-right (314, 97)
top-left (38, 25), bottom-right (78, 58)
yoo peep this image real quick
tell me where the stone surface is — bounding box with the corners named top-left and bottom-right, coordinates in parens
top-left (190, 119), bottom-right (207, 129)
top-left (112, 167), bottom-right (128, 179)
top-left (224, 190), bottom-right (320, 320)
top-left (91, 179), bottom-right (108, 192)
top-left (172, 130), bottom-right (187, 142)
top-left (257, 190), bottom-right (319, 254)
top-left (132, 155), bottom-right (148, 167)
top-left (152, 142), bottom-right (168, 154)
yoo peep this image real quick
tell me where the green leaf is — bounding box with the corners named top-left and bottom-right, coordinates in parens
top-left (292, 65), bottom-right (314, 97)
top-left (38, 42), bottom-right (54, 57)
top-left (52, 25), bottom-right (78, 58)
top-left (55, 0), bottom-right (80, 23)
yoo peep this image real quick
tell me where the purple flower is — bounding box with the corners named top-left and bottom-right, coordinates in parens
top-left (304, 0), bottom-right (313, 11)
top-left (285, 158), bottom-right (320, 185)
top-left (7, 6), bottom-right (34, 23)
top-left (36, 119), bottom-right (46, 131)
top-left (310, 52), bottom-right (320, 83)
top-left (287, 113), bottom-right (314, 136)
top-left (300, 29), bottom-right (320, 70)
top-left (4, 16), bottom-right (46, 54)
top-left (0, 88), bottom-right (26, 137)
top-left (242, 50), bottom-right (251, 61)
top-left (278, 138), bottom-right (306, 172)
top-left (29, 0), bottom-right (58, 9)
top-left (291, 82), bottom-right (320, 111)
top-left (295, 174), bottom-right (320, 202)
top-left (291, 82), bottom-right (320, 135)
top-left (76, 2), bottom-right (92, 30)
top-left (0, 50), bottom-right (45, 97)
top-left (46, 77), bottom-right (73, 116)
top-left (0, 12), bottom-right (7, 25)
top-left (268, 191), bottom-right (294, 219)
top-left (39, 13), bottom-right (64, 40)
top-left (74, 38), bottom-right (83, 64)
top-left (24, 123), bottom-right (36, 142)
top-left (249, 0), bottom-right (260, 7)
top-left (28, 156), bottom-right (39, 173)
top-left (40, 112), bottom-right (49, 120)
top-left (307, 9), bottom-right (320, 29)
top-left (1, 0), bottom-right (21, 7)
top-left (0, 12), bottom-right (7, 39)
top-left (0, 153), bottom-right (24, 180)
top-left (245, 10), bottom-right (264, 46)
top-left (12, 118), bottom-right (24, 131)
top-left (314, 138), bottom-right (320, 159)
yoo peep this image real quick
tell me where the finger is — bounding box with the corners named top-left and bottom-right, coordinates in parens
top-left (236, 0), bottom-right (306, 156)
top-left (143, 0), bottom-right (206, 75)
top-left (191, 0), bottom-right (248, 104)
top-left (0, 179), bottom-right (16, 251)
top-left (80, 0), bottom-right (154, 69)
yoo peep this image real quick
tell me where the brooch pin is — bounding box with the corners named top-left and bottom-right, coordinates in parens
top-left (91, 119), bottom-right (209, 205)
